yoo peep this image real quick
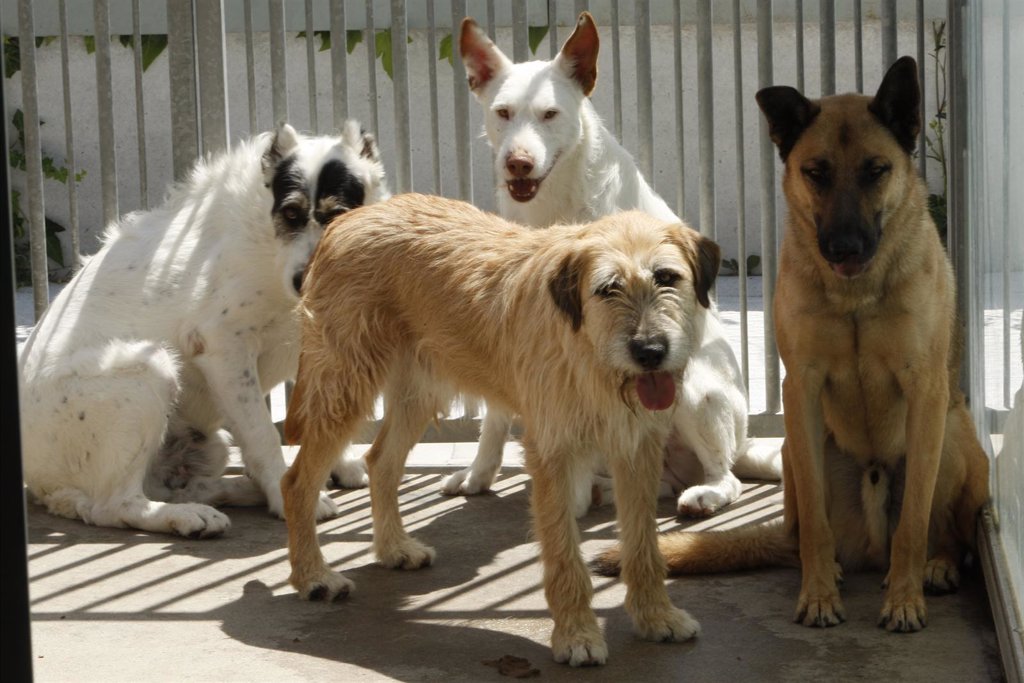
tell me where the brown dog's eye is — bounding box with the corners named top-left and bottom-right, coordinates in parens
top-left (543, 110), bottom-right (559, 121)
top-left (868, 164), bottom-right (890, 180)
top-left (653, 269), bottom-right (681, 288)
top-left (596, 281), bottom-right (621, 298)
top-left (496, 108), bottom-right (510, 120)
top-left (802, 166), bottom-right (830, 187)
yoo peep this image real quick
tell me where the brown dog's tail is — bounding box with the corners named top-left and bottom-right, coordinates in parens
top-left (590, 519), bottom-right (798, 577)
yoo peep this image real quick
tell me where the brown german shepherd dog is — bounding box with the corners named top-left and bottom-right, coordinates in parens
top-left (592, 57), bottom-right (989, 633)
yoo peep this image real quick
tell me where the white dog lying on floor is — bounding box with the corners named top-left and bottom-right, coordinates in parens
top-left (447, 11), bottom-right (781, 517)
top-left (19, 122), bottom-right (389, 537)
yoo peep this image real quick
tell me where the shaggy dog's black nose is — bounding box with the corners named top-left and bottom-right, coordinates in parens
top-left (629, 337), bottom-right (668, 370)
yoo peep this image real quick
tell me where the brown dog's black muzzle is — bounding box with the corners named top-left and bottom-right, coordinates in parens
top-left (815, 193), bottom-right (880, 278)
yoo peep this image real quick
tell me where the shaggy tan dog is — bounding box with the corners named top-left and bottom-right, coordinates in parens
top-left (281, 193), bottom-right (720, 665)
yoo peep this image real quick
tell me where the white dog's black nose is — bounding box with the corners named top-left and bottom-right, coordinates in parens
top-left (629, 337), bottom-right (668, 370)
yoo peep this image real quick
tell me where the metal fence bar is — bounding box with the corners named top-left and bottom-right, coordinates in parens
top-left (795, 0), bottom-right (804, 92)
top-left (330, 0), bottom-right (348, 129)
top-left (512, 1), bottom-right (528, 63)
top-left (195, 0), bottom-right (228, 156)
top-left (304, 0), bottom-right (318, 133)
top-left (611, 0), bottom-right (623, 141)
top-left (575, 1), bottom-right (589, 16)
top-left (819, 0), bottom-right (835, 96)
top-left (1001, 0), bottom-right (1011, 408)
top-left (451, 0), bottom-right (472, 203)
top-left (167, 0), bottom-right (198, 181)
top-left (93, 0), bottom-right (118, 226)
top-left (364, 0), bottom-right (379, 138)
top-left (881, 0), bottom-right (898, 73)
top-left (854, 0), bottom-right (863, 91)
top-left (18, 0), bottom-right (48, 320)
top-left (696, 0), bottom-right (714, 239)
top-left (268, 0), bottom-right (288, 125)
top-left (672, 0), bottom-right (685, 219)
top-left (634, 0), bottom-right (653, 180)
top-left (917, 0), bottom-right (927, 179)
top-left (58, 0), bottom-right (80, 271)
top-left (426, 0), bottom-right (441, 194)
top-left (486, 0), bottom-right (496, 38)
top-left (733, 0), bottom-right (750, 392)
top-left (548, 0), bottom-right (558, 58)
top-left (758, 0), bottom-right (780, 414)
top-left (244, 0), bottom-right (257, 133)
top-left (131, 0), bottom-right (148, 210)
top-left (391, 0), bottom-right (411, 193)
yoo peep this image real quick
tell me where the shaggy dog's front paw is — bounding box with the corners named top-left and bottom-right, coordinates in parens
top-left (292, 565), bottom-right (355, 602)
top-left (374, 537), bottom-right (436, 570)
top-left (879, 578), bottom-right (927, 632)
top-left (551, 624), bottom-right (608, 667)
top-left (795, 587), bottom-right (846, 627)
top-left (633, 606), bottom-right (701, 643)
top-left (440, 467), bottom-right (490, 496)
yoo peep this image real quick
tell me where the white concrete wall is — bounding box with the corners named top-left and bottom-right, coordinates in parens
top-left (4, 18), bottom-right (949, 266)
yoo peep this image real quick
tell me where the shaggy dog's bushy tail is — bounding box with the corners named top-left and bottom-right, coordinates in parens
top-left (590, 519), bottom-right (798, 576)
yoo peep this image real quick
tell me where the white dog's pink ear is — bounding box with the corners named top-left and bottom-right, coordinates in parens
top-left (460, 17), bottom-right (510, 93)
top-left (556, 11), bottom-right (599, 96)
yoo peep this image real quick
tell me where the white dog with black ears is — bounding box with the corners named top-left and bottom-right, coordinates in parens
top-left (448, 11), bottom-right (781, 517)
top-left (19, 121), bottom-right (389, 537)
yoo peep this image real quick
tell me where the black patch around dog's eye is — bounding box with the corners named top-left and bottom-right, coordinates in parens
top-left (315, 159), bottom-right (365, 220)
top-left (860, 159), bottom-right (892, 184)
top-left (653, 269), bottom-right (681, 288)
top-left (801, 162), bottom-right (832, 188)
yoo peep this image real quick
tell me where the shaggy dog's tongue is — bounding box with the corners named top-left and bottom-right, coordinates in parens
top-left (636, 371), bottom-right (676, 411)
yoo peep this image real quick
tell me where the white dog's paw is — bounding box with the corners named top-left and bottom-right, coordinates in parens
top-left (374, 536), bottom-right (436, 570)
top-left (293, 565), bottom-right (355, 602)
top-left (315, 492), bottom-right (339, 521)
top-left (330, 456), bottom-right (368, 489)
top-left (164, 503), bottom-right (231, 538)
top-left (551, 624), bottom-right (608, 667)
top-left (676, 478), bottom-right (741, 518)
top-left (440, 467), bottom-right (490, 496)
top-left (634, 606), bottom-right (701, 643)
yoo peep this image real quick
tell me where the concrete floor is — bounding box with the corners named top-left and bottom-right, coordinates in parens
top-left (26, 444), bottom-right (1004, 682)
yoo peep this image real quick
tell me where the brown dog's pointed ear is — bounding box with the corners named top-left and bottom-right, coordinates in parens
top-left (868, 56), bottom-right (921, 153)
top-left (460, 17), bottom-right (511, 93)
top-left (756, 86), bottom-right (820, 162)
top-left (549, 252), bottom-right (588, 332)
top-left (690, 235), bottom-right (721, 309)
top-left (556, 12), bottom-right (599, 96)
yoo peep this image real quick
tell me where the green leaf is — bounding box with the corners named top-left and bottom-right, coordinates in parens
top-left (140, 34), bottom-right (167, 71)
top-left (528, 25), bottom-right (549, 54)
top-left (11, 189), bottom-right (24, 240)
top-left (45, 218), bottom-right (66, 268)
top-left (41, 156), bottom-right (70, 184)
top-left (375, 29), bottom-right (393, 79)
top-left (5, 37), bottom-right (21, 79)
top-left (316, 31), bottom-right (331, 52)
top-left (84, 35), bottom-right (96, 54)
top-left (347, 29), bottom-right (363, 54)
top-left (118, 34), bottom-right (133, 49)
top-left (439, 33), bottom-right (453, 65)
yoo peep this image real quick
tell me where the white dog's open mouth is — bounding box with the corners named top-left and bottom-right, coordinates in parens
top-left (634, 371), bottom-right (677, 411)
top-left (507, 178), bottom-right (541, 202)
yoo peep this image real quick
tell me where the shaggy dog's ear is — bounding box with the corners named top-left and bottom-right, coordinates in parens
top-left (556, 11), bottom-right (600, 96)
top-left (549, 251), bottom-right (588, 332)
top-left (460, 17), bottom-right (512, 94)
top-left (869, 56), bottom-right (921, 153)
top-left (670, 226), bottom-right (720, 309)
top-left (755, 86), bottom-right (820, 162)
top-left (263, 122), bottom-right (300, 186)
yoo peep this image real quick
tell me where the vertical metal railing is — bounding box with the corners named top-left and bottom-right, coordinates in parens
top-left (57, 0), bottom-right (80, 270)
top-left (17, 0), bottom-right (47, 319)
top-left (8, 0), bottom-right (975, 432)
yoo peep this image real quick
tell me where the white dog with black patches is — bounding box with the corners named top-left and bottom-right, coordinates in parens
top-left (448, 12), bottom-right (781, 517)
top-left (19, 122), bottom-right (389, 537)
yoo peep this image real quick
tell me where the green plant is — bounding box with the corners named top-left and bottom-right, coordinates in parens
top-left (8, 109), bottom-right (85, 285)
top-left (923, 20), bottom-right (948, 246)
top-left (720, 254), bottom-right (761, 277)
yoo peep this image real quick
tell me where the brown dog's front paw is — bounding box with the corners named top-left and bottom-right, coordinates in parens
top-left (923, 557), bottom-right (960, 595)
top-left (879, 584), bottom-right (927, 632)
top-left (551, 624), bottom-right (608, 667)
top-left (794, 589), bottom-right (846, 627)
